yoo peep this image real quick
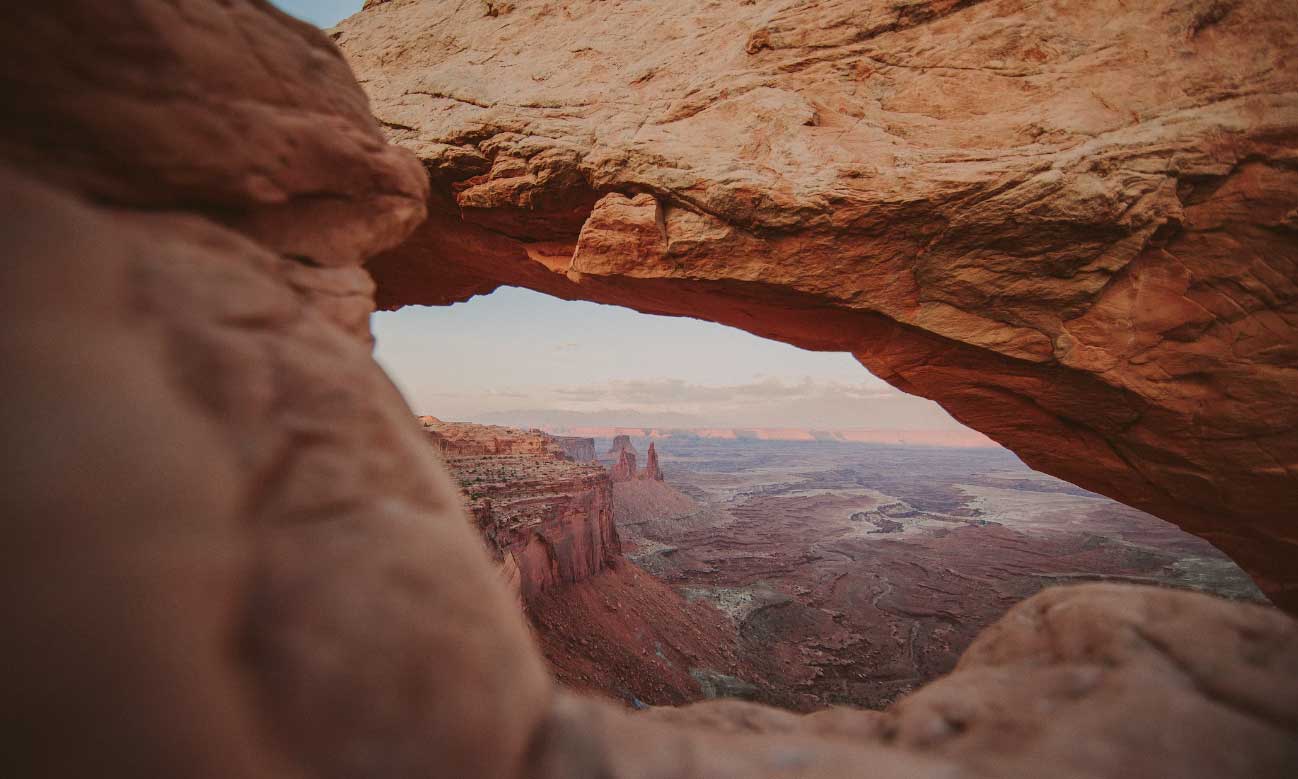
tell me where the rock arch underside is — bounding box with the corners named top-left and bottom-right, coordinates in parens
top-left (2, 1), bottom-right (1297, 778)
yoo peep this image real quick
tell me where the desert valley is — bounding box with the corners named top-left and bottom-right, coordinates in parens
top-left (421, 417), bottom-right (1263, 712)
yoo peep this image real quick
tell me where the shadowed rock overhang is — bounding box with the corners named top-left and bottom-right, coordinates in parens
top-left (336, 0), bottom-right (1298, 610)
top-left (3, 2), bottom-right (1297, 778)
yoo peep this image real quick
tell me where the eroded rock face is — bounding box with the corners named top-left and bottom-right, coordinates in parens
top-left (880, 584), bottom-right (1298, 777)
top-left (641, 442), bottom-right (665, 481)
top-left (432, 421), bottom-right (621, 601)
top-left (0, 4), bottom-right (536, 777)
top-left (605, 434), bottom-right (639, 460)
top-left (5, 2), bottom-right (1298, 779)
top-left (337, 0), bottom-right (1298, 608)
top-left (529, 562), bottom-right (744, 707)
top-left (624, 584), bottom-right (1298, 779)
top-left (0, 166), bottom-right (550, 779)
top-left (610, 448), bottom-right (639, 483)
top-left (0, 0), bottom-right (427, 269)
top-left (420, 415), bottom-right (565, 458)
top-left (551, 435), bottom-right (598, 462)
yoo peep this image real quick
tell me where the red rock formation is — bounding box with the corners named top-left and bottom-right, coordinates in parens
top-left (605, 434), bottom-right (638, 461)
top-left (629, 584), bottom-right (1298, 777)
top-left (5, 3), bottom-right (1298, 779)
top-left (432, 420), bottom-right (621, 601)
top-left (610, 448), bottom-right (638, 483)
top-left (549, 434), bottom-right (597, 463)
top-left (529, 562), bottom-right (744, 706)
top-left (419, 415), bottom-right (565, 458)
top-left (337, 0), bottom-right (1298, 609)
top-left (640, 442), bottom-right (665, 481)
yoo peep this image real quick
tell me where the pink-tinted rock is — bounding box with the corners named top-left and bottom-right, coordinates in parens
top-left (640, 442), bottom-right (665, 481)
top-left (0, 166), bottom-right (549, 779)
top-left (610, 448), bottom-right (638, 483)
top-left (605, 434), bottom-right (639, 460)
top-left (550, 435), bottom-right (597, 463)
top-left (1, 0), bottom-right (427, 268)
top-left (5, 2), bottom-right (1298, 779)
top-left (878, 584), bottom-right (1298, 778)
top-left (433, 421), bottom-right (622, 601)
top-left (420, 415), bottom-right (565, 458)
top-left (337, 0), bottom-right (1298, 609)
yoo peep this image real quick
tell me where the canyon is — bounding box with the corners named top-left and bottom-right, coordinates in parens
top-left (608, 436), bottom-right (1266, 710)
top-left (2, 2), bottom-right (1297, 779)
top-left (424, 418), bottom-right (742, 704)
top-left (422, 418), bottom-right (620, 601)
top-left (423, 416), bottom-right (1269, 717)
top-left (337, 0), bottom-right (1298, 610)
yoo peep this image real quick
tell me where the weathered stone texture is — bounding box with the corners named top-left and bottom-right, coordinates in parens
top-left (338, 0), bottom-right (1298, 608)
top-left (3, 2), bottom-right (1297, 778)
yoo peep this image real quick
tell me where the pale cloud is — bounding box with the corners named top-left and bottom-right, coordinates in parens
top-left (371, 286), bottom-right (973, 433)
top-left (553, 377), bottom-right (894, 406)
top-left (421, 377), bottom-right (965, 431)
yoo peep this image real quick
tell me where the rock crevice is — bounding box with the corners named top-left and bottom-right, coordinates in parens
top-left (339, 0), bottom-right (1298, 609)
top-left (4, 2), bottom-right (1298, 778)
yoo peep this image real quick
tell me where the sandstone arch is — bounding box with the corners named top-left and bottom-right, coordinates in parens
top-left (336, 0), bottom-right (1298, 610)
top-left (2, 1), bottom-right (1297, 778)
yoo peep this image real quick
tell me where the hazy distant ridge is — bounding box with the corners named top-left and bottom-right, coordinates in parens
top-left (530, 425), bottom-right (998, 449)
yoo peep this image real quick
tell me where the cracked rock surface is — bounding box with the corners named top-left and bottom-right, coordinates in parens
top-left (3, 2), bottom-right (1298, 778)
top-left (338, 0), bottom-right (1298, 609)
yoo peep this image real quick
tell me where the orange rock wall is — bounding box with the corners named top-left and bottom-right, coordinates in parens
top-left (610, 448), bottom-right (638, 483)
top-left (4, 3), bottom-right (1298, 778)
top-left (433, 419), bottom-right (622, 600)
top-left (499, 478), bottom-right (621, 601)
top-left (420, 416), bottom-right (565, 458)
top-left (337, 0), bottom-right (1298, 608)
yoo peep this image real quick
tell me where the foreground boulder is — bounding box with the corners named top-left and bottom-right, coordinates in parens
top-left (2, 2), bottom-right (1296, 778)
top-left (336, 0), bottom-right (1298, 609)
top-left (631, 584), bottom-right (1298, 778)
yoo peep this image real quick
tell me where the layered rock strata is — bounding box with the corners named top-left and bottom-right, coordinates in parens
top-left (529, 563), bottom-right (744, 707)
top-left (337, 0), bottom-right (1298, 609)
top-left (420, 415), bottom-right (564, 458)
top-left (432, 420), bottom-right (622, 601)
top-left (605, 434), bottom-right (638, 461)
top-left (4, 2), bottom-right (1298, 779)
top-left (608, 438), bottom-right (664, 482)
top-left (631, 584), bottom-right (1298, 778)
top-left (550, 435), bottom-right (597, 463)
top-left (610, 448), bottom-right (639, 483)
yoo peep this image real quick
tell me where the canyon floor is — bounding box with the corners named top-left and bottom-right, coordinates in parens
top-left (599, 438), bottom-right (1264, 712)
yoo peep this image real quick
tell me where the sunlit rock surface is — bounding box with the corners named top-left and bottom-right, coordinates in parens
top-left (640, 442), bottom-right (665, 481)
top-left (420, 415), bottom-right (565, 458)
top-left (337, 0), bottom-right (1298, 609)
top-left (610, 448), bottom-right (639, 483)
top-left (428, 419), bottom-right (621, 600)
top-left (2, 1), bottom-right (1296, 778)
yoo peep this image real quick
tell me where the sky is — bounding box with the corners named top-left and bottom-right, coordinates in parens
top-left (271, 0), bottom-right (361, 27)
top-left (272, 0), bottom-right (972, 435)
top-left (373, 288), bottom-right (972, 432)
